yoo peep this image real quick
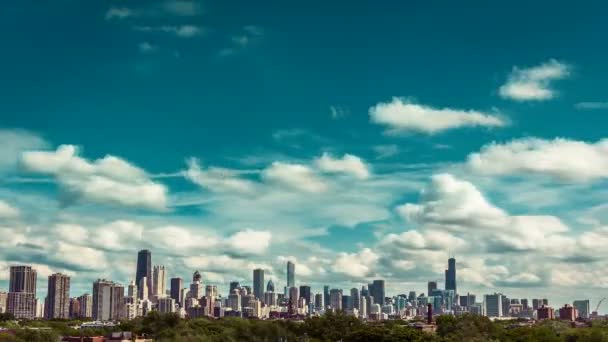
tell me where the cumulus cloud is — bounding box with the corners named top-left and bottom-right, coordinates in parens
top-left (499, 59), bottom-right (570, 101)
top-left (0, 200), bottom-right (19, 219)
top-left (20, 145), bottom-right (169, 210)
top-left (226, 229), bottom-right (272, 255)
top-left (397, 174), bottom-right (571, 252)
top-left (0, 129), bottom-right (49, 170)
top-left (369, 97), bottom-right (505, 134)
top-left (314, 153), bottom-right (370, 179)
top-left (333, 248), bottom-right (379, 278)
top-left (262, 162), bottom-right (327, 193)
top-left (467, 138), bottom-right (608, 182)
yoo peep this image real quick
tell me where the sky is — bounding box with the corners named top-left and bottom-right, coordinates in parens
top-left (0, 0), bottom-right (607, 311)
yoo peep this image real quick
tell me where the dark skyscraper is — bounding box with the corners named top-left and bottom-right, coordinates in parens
top-left (445, 257), bottom-right (456, 293)
top-left (369, 280), bottom-right (385, 305)
top-left (170, 278), bottom-right (183, 306)
top-left (136, 249), bottom-right (152, 300)
top-left (287, 261), bottom-right (295, 288)
top-left (45, 273), bottom-right (70, 319)
top-left (299, 285), bottom-right (311, 305)
top-left (427, 281), bottom-right (437, 297)
top-left (253, 269), bottom-right (265, 300)
top-left (323, 286), bottom-right (330, 309)
top-left (229, 281), bottom-right (240, 294)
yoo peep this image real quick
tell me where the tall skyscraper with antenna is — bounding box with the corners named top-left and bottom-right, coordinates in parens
top-left (445, 257), bottom-right (456, 293)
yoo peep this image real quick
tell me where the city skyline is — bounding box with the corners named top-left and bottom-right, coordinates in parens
top-left (0, 252), bottom-right (599, 320)
top-left (0, 0), bottom-right (607, 311)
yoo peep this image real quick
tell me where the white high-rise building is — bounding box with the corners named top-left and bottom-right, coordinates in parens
top-left (228, 290), bottom-right (241, 312)
top-left (360, 295), bottom-right (367, 319)
top-left (138, 277), bottom-right (149, 301)
top-left (152, 265), bottom-right (166, 300)
top-left (127, 280), bottom-right (137, 299)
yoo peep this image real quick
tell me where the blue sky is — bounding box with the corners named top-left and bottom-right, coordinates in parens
top-left (0, 0), bottom-right (607, 309)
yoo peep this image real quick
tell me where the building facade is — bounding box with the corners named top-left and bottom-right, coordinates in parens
top-left (7, 266), bottom-right (37, 319)
top-left (45, 273), bottom-right (70, 319)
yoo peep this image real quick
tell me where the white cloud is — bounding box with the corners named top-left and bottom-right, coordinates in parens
top-left (93, 220), bottom-right (144, 251)
top-left (499, 59), bottom-right (570, 101)
top-left (184, 158), bottom-right (255, 193)
top-left (314, 153), bottom-right (371, 179)
top-left (397, 173), bottom-right (571, 253)
top-left (0, 129), bottom-right (49, 171)
top-left (0, 200), bottom-right (19, 219)
top-left (105, 7), bottom-right (133, 20)
top-left (369, 97), bottom-right (505, 134)
top-left (329, 106), bottom-right (348, 119)
top-left (333, 248), bottom-right (379, 278)
top-left (226, 229), bottom-right (272, 255)
top-left (139, 42), bottom-right (158, 53)
top-left (372, 145), bottom-right (399, 159)
top-left (162, 0), bottom-right (201, 16)
top-left (575, 102), bottom-right (608, 110)
top-left (134, 25), bottom-right (203, 38)
top-left (20, 145), bottom-right (168, 210)
top-left (262, 162), bottom-right (327, 193)
top-left (467, 138), bottom-right (608, 182)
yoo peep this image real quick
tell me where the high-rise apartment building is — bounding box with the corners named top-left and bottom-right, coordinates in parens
top-left (45, 273), bottom-right (70, 319)
top-left (136, 250), bottom-right (152, 300)
top-left (92, 279), bottom-right (123, 321)
top-left (7, 265), bottom-right (37, 319)
top-left (78, 293), bottom-right (92, 318)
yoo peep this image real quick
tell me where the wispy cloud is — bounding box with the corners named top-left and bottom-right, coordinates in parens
top-left (499, 59), bottom-right (570, 101)
top-left (134, 25), bottom-right (204, 38)
top-left (218, 26), bottom-right (264, 57)
top-left (105, 7), bottom-right (133, 20)
top-left (138, 42), bottom-right (158, 54)
top-left (369, 97), bottom-right (506, 134)
top-left (330, 105), bottom-right (349, 119)
top-left (575, 101), bottom-right (608, 110)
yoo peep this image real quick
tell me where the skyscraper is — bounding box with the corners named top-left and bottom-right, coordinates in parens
top-left (427, 281), bottom-right (437, 297)
top-left (78, 293), bottom-right (92, 318)
top-left (330, 289), bottom-right (342, 311)
top-left (229, 281), bottom-right (240, 294)
top-left (190, 271), bottom-right (203, 300)
top-left (152, 265), bottom-right (166, 299)
top-left (350, 288), bottom-right (360, 311)
top-left (253, 269), bottom-right (265, 300)
top-left (45, 273), bottom-right (70, 319)
top-left (483, 293), bottom-right (503, 317)
top-left (445, 257), bottom-right (456, 293)
top-left (266, 280), bottom-right (275, 292)
top-left (92, 279), bottom-right (114, 321)
top-left (136, 249), bottom-right (152, 300)
top-left (299, 285), bottom-right (311, 305)
top-left (287, 261), bottom-right (295, 288)
top-left (323, 286), bottom-right (330, 309)
top-left (170, 278), bottom-right (183, 306)
top-left (7, 265), bottom-right (37, 319)
top-left (370, 280), bottom-right (385, 305)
